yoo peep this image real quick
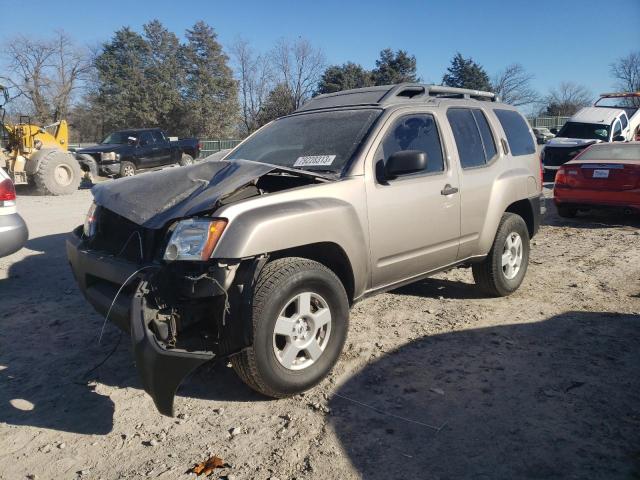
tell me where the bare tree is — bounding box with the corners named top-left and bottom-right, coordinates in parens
top-left (231, 38), bottom-right (274, 134)
top-left (492, 64), bottom-right (539, 107)
top-left (49, 31), bottom-right (92, 121)
top-left (1, 31), bottom-right (90, 124)
top-left (271, 37), bottom-right (326, 110)
top-left (610, 51), bottom-right (640, 106)
top-left (541, 82), bottom-right (593, 117)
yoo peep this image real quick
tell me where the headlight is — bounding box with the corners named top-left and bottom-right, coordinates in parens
top-left (83, 202), bottom-right (98, 238)
top-left (101, 152), bottom-right (120, 161)
top-left (164, 218), bottom-right (227, 261)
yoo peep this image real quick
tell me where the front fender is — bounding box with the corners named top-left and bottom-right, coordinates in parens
top-left (214, 196), bottom-right (369, 298)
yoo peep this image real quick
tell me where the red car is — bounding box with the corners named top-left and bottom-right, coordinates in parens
top-left (553, 142), bottom-right (640, 218)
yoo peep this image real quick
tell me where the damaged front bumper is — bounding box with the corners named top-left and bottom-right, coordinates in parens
top-left (131, 281), bottom-right (213, 416)
top-left (66, 227), bottom-right (252, 416)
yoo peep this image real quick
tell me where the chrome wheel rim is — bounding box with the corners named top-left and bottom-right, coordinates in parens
top-left (122, 165), bottom-right (135, 176)
top-left (502, 232), bottom-right (523, 280)
top-left (272, 292), bottom-right (332, 371)
top-left (54, 164), bottom-right (73, 186)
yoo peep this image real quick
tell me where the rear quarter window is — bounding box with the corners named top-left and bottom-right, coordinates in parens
top-left (494, 109), bottom-right (536, 156)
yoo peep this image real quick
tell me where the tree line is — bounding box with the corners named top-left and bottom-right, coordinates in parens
top-left (1, 21), bottom-right (638, 142)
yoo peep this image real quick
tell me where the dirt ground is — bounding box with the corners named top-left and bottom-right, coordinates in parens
top-left (1, 182), bottom-right (639, 480)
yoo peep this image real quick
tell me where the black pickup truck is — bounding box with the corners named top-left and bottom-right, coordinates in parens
top-left (75, 128), bottom-right (201, 178)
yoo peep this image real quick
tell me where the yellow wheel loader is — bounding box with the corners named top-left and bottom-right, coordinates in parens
top-left (0, 85), bottom-right (81, 195)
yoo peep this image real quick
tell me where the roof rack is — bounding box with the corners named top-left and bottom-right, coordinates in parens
top-left (298, 83), bottom-right (498, 112)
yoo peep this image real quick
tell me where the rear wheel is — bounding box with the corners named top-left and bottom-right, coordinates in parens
top-left (179, 154), bottom-right (194, 166)
top-left (119, 161), bottom-right (136, 177)
top-left (557, 205), bottom-right (577, 218)
top-left (232, 257), bottom-right (349, 397)
top-left (472, 213), bottom-right (530, 297)
top-left (33, 150), bottom-right (82, 196)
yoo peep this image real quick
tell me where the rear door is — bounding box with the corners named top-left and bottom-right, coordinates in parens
top-left (151, 130), bottom-right (173, 166)
top-left (135, 131), bottom-right (159, 168)
top-left (446, 107), bottom-right (502, 259)
top-left (366, 110), bottom-right (461, 289)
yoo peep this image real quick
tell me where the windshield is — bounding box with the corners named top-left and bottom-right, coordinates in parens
top-left (101, 131), bottom-right (136, 145)
top-left (557, 122), bottom-right (609, 141)
top-left (579, 144), bottom-right (640, 161)
top-left (226, 109), bottom-right (381, 174)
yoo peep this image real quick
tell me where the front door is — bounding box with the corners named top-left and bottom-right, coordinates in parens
top-left (366, 111), bottom-right (461, 290)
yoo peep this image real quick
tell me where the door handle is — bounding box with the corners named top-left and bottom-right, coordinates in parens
top-left (441, 184), bottom-right (459, 196)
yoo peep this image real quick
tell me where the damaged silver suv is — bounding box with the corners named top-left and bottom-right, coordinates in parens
top-left (67, 84), bottom-right (544, 416)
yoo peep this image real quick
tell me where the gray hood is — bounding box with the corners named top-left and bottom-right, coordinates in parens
top-left (92, 160), bottom-right (276, 229)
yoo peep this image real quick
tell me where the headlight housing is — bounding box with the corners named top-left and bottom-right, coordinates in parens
top-left (101, 151), bottom-right (120, 161)
top-left (83, 202), bottom-right (98, 238)
top-left (164, 218), bottom-right (227, 261)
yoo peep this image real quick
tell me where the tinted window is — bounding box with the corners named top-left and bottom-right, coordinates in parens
top-left (139, 132), bottom-right (155, 146)
top-left (151, 130), bottom-right (165, 143)
top-left (494, 109), bottom-right (536, 156)
top-left (472, 110), bottom-right (497, 160)
top-left (447, 109), bottom-right (486, 168)
top-left (377, 114), bottom-right (444, 174)
top-left (612, 120), bottom-right (622, 138)
top-left (621, 114), bottom-right (628, 129)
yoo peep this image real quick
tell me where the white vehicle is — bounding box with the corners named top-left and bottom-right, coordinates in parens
top-left (0, 167), bottom-right (28, 257)
top-left (542, 92), bottom-right (640, 173)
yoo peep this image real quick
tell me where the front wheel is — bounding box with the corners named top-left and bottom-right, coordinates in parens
top-left (232, 257), bottom-right (349, 397)
top-left (33, 150), bottom-right (82, 195)
top-left (472, 213), bottom-right (530, 297)
top-left (119, 161), bottom-right (136, 178)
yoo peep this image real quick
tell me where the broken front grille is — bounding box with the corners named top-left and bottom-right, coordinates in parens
top-left (88, 207), bottom-right (163, 263)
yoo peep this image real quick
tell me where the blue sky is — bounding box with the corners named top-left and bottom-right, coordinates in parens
top-left (1, 0), bottom-right (638, 104)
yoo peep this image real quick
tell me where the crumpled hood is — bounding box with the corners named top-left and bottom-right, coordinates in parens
top-left (545, 137), bottom-right (601, 148)
top-left (92, 159), bottom-right (276, 229)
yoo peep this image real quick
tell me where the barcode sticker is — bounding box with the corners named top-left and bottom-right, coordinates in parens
top-left (293, 155), bottom-right (336, 167)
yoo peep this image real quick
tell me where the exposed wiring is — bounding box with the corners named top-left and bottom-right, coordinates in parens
top-left (115, 230), bottom-right (144, 261)
top-left (98, 265), bottom-right (156, 344)
top-left (184, 272), bottom-right (231, 326)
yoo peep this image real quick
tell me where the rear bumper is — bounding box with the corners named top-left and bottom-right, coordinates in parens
top-left (554, 187), bottom-right (640, 210)
top-left (529, 194), bottom-right (545, 237)
top-left (0, 212), bottom-right (28, 257)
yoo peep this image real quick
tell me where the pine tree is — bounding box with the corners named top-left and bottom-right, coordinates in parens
top-left (182, 21), bottom-right (238, 138)
top-left (371, 49), bottom-right (418, 85)
top-left (317, 62), bottom-right (373, 94)
top-left (442, 53), bottom-right (491, 91)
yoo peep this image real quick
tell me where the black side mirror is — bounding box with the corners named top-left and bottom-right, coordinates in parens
top-left (612, 135), bottom-right (625, 142)
top-left (385, 150), bottom-right (427, 178)
top-left (550, 128), bottom-right (558, 135)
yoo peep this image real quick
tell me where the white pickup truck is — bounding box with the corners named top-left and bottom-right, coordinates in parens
top-left (542, 92), bottom-right (640, 173)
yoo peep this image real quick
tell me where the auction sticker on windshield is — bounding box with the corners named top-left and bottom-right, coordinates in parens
top-left (293, 155), bottom-right (336, 167)
top-left (592, 169), bottom-right (609, 178)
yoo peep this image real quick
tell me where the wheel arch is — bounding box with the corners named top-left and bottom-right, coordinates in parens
top-left (505, 198), bottom-right (536, 238)
top-left (268, 242), bottom-right (356, 305)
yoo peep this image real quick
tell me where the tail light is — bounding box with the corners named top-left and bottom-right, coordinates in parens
top-left (554, 167), bottom-right (567, 187)
top-left (198, 142), bottom-right (203, 150)
top-left (0, 178), bottom-right (17, 207)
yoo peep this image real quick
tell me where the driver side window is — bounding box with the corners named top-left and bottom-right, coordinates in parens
top-left (376, 114), bottom-right (445, 174)
top-left (139, 131), bottom-right (155, 146)
top-left (612, 120), bottom-right (622, 139)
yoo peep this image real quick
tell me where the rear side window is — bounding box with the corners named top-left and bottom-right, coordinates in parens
top-left (377, 114), bottom-right (445, 174)
top-left (494, 109), bottom-right (536, 156)
top-left (447, 108), bottom-right (496, 168)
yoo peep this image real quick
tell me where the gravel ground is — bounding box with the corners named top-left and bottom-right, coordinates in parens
top-left (1, 182), bottom-right (639, 480)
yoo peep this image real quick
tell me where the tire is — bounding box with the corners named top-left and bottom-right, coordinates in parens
top-left (179, 153), bottom-right (194, 166)
top-left (557, 205), bottom-right (577, 218)
top-left (76, 153), bottom-right (98, 179)
top-left (33, 150), bottom-right (82, 196)
top-left (472, 213), bottom-right (530, 297)
top-left (232, 257), bottom-right (349, 398)
top-left (119, 161), bottom-right (136, 178)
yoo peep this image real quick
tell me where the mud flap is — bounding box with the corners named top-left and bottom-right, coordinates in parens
top-left (131, 282), bottom-right (214, 416)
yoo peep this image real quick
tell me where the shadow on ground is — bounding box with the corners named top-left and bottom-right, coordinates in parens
top-left (0, 233), bottom-right (263, 436)
top-left (329, 311), bottom-right (640, 479)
